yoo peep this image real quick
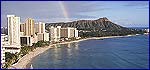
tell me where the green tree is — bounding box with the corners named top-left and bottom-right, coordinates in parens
top-left (4, 52), bottom-right (19, 68)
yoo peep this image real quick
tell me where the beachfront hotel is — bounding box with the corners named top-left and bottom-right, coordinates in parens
top-left (49, 26), bottom-right (62, 42)
top-left (35, 22), bottom-right (49, 41)
top-left (4, 15), bottom-right (21, 53)
top-left (60, 27), bottom-right (74, 38)
top-left (60, 27), bottom-right (78, 38)
top-left (24, 18), bottom-right (35, 36)
top-left (7, 15), bottom-right (21, 47)
top-left (20, 19), bottom-right (37, 46)
top-left (49, 26), bottom-right (79, 42)
top-left (20, 20), bottom-right (49, 46)
top-left (34, 22), bottom-right (49, 41)
top-left (35, 22), bottom-right (45, 33)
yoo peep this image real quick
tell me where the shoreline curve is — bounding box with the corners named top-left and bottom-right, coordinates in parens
top-left (9, 34), bottom-right (144, 69)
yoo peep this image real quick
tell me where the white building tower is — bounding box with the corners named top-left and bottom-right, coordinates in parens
top-left (7, 15), bottom-right (20, 47)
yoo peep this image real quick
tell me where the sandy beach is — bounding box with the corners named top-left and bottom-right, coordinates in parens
top-left (9, 35), bottom-right (138, 69)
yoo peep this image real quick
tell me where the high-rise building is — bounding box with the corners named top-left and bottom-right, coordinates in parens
top-left (25, 18), bottom-right (35, 36)
top-left (50, 26), bottom-right (58, 42)
top-left (56, 26), bottom-right (61, 39)
top-left (20, 21), bottom-right (38, 46)
top-left (44, 33), bottom-right (49, 41)
top-left (60, 28), bottom-right (68, 38)
top-left (7, 15), bottom-right (20, 46)
top-left (75, 28), bottom-right (78, 37)
top-left (50, 26), bottom-right (78, 42)
top-left (68, 27), bottom-right (75, 38)
top-left (40, 22), bottom-right (45, 33)
top-left (35, 22), bottom-right (45, 33)
top-left (6, 15), bottom-right (21, 54)
top-left (60, 27), bottom-right (78, 38)
top-left (34, 22), bottom-right (49, 42)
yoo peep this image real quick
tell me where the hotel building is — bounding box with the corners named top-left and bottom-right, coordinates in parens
top-left (6, 15), bottom-right (21, 53)
top-left (49, 26), bottom-right (79, 42)
top-left (7, 15), bottom-right (20, 46)
top-left (24, 18), bottom-right (35, 36)
top-left (20, 21), bottom-right (49, 46)
top-left (35, 22), bottom-right (45, 33)
top-left (35, 22), bottom-right (49, 41)
top-left (50, 26), bottom-right (58, 42)
top-left (60, 27), bottom-right (78, 38)
top-left (74, 28), bottom-right (78, 37)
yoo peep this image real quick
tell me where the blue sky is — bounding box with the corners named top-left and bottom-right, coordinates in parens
top-left (1, 1), bottom-right (149, 27)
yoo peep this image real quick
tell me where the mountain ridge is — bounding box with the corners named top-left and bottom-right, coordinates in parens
top-left (45, 17), bottom-right (144, 37)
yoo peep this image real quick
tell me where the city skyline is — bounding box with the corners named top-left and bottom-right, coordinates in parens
top-left (1, 1), bottom-right (149, 27)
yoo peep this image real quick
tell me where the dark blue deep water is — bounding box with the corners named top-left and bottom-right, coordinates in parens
top-left (31, 35), bottom-right (149, 69)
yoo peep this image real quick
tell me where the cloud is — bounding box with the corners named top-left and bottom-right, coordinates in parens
top-left (35, 18), bottom-right (78, 23)
top-left (123, 1), bottom-right (148, 6)
top-left (137, 6), bottom-right (149, 9)
top-left (123, 1), bottom-right (149, 9)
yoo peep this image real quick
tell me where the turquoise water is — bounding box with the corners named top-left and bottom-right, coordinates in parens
top-left (31, 35), bottom-right (149, 69)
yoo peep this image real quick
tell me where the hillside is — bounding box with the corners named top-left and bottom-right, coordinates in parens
top-left (46, 17), bottom-right (145, 37)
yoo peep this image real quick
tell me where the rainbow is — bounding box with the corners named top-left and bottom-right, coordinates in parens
top-left (58, 1), bottom-right (69, 21)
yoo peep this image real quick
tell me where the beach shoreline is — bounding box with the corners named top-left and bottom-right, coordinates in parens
top-left (9, 34), bottom-right (144, 69)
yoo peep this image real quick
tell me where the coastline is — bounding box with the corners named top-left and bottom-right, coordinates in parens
top-left (9, 34), bottom-right (146, 69)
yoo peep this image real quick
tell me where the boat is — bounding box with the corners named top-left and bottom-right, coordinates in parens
top-left (127, 35), bottom-right (132, 36)
top-left (136, 34), bottom-right (140, 35)
top-left (30, 64), bottom-right (33, 69)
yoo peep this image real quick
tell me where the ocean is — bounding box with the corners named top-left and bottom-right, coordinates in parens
top-left (31, 34), bottom-right (149, 69)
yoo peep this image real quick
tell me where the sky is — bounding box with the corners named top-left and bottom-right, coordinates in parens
top-left (1, 1), bottom-right (149, 27)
